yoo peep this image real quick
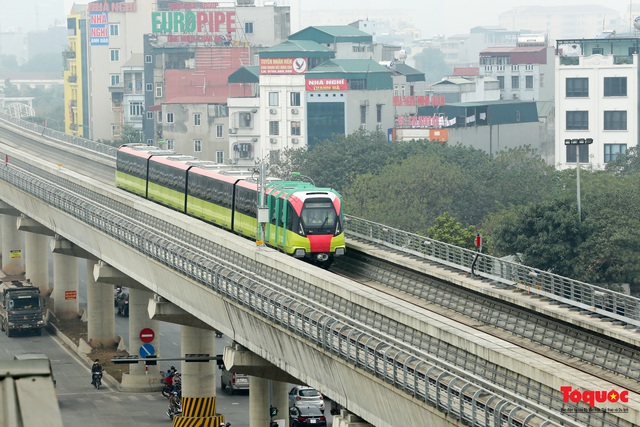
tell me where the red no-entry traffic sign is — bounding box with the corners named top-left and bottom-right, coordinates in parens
top-left (140, 327), bottom-right (155, 343)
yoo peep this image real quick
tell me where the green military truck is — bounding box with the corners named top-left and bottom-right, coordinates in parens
top-left (0, 280), bottom-right (44, 337)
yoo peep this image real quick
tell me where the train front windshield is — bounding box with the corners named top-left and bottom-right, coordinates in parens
top-left (301, 200), bottom-right (339, 234)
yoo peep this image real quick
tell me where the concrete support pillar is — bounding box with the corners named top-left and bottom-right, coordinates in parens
top-left (86, 259), bottom-right (116, 346)
top-left (272, 380), bottom-right (290, 427)
top-left (180, 326), bottom-right (216, 397)
top-left (332, 410), bottom-right (375, 427)
top-left (250, 376), bottom-right (269, 427)
top-left (121, 287), bottom-right (160, 390)
top-left (24, 233), bottom-right (50, 294)
top-left (1, 214), bottom-right (24, 276)
top-left (51, 251), bottom-right (78, 319)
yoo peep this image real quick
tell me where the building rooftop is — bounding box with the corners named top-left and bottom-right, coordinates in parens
top-left (259, 40), bottom-right (335, 58)
top-left (307, 59), bottom-right (390, 74)
top-left (228, 66), bottom-right (259, 84)
top-left (289, 25), bottom-right (372, 44)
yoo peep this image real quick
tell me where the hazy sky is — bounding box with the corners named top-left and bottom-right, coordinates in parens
top-left (57, 0), bottom-right (636, 36)
top-left (301, 0), bottom-right (635, 35)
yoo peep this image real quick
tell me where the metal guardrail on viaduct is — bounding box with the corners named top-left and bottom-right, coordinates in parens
top-left (0, 114), bottom-right (629, 426)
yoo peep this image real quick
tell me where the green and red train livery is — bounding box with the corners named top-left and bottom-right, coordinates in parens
top-left (115, 145), bottom-right (345, 267)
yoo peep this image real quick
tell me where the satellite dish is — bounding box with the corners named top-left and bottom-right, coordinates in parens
top-left (634, 16), bottom-right (640, 31)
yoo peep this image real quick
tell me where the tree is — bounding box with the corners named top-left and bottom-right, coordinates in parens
top-left (604, 146), bottom-right (640, 176)
top-left (427, 212), bottom-right (477, 250)
top-left (413, 47), bottom-right (452, 83)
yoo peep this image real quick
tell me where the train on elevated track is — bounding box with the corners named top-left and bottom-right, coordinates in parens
top-left (115, 144), bottom-right (346, 267)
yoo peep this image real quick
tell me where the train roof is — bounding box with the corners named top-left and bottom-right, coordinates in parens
top-left (117, 145), bottom-right (175, 158)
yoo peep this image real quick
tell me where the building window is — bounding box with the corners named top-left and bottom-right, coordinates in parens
top-left (604, 111), bottom-right (627, 130)
top-left (155, 83), bottom-right (163, 98)
top-left (269, 92), bottom-right (279, 106)
top-left (216, 150), bottom-right (224, 164)
top-left (376, 104), bottom-right (383, 123)
top-left (291, 121), bottom-right (301, 135)
top-left (129, 101), bottom-right (143, 117)
top-left (215, 124), bottom-right (223, 138)
top-left (167, 139), bottom-right (174, 150)
top-left (360, 105), bottom-right (367, 124)
top-left (109, 24), bottom-right (119, 36)
top-left (145, 54), bottom-right (152, 63)
top-left (290, 92), bottom-right (301, 106)
top-left (497, 76), bottom-right (504, 89)
top-left (393, 85), bottom-right (399, 96)
top-left (239, 112), bottom-right (252, 127)
top-left (245, 22), bottom-right (254, 34)
top-left (525, 75), bottom-right (533, 89)
top-left (604, 77), bottom-right (627, 96)
top-left (350, 79), bottom-right (366, 90)
top-left (566, 78), bottom-right (588, 97)
top-left (167, 112), bottom-right (174, 123)
top-left (146, 111), bottom-right (153, 120)
top-left (511, 76), bottom-right (519, 89)
top-left (157, 111), bottom-right (162, 123)
top-left (592, 47), bottom-right (603, 55)
top-left (194, 113), bottom-right (201, 126)
top-left (146, 139), bottom-right (154, 144)
top-left (566, 111), bottom-right (588, 130)
top-left (110, 74), bottom-right (120, 86)
top-left (146, 83), bottom-right (153, 92)
top-left (604, 144), bottom-right (627, 162)
top-left (194, 139), bottom-right (202, 152)
top-left (269, 121), bottom-right (279, 135)
top-left (110, 49), bottom-right (120, 62)
top-left (566, 145), bottom-right (589, 163)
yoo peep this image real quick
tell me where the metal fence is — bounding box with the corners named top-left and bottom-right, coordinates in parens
top-left (345, 215), bottom-right (640, 329)
top-left (0, 153), bottom-right (571, 427)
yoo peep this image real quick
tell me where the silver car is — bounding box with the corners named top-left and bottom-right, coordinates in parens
top-left (288, 386), bottom-right (324, 411)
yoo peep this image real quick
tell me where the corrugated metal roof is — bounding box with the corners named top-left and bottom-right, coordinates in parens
top-left (393, 63), bottom-right (423, 76)
top-left (259, 40), bottom-right (335, 58)
top-left (433, 77), bottom-right (474, 86)
top-left (228, 66), bottom-right (259, 83)
top-left (307, 59), bottom-right (390, 74)
top-left (288, 26), bottom-right (372, 44)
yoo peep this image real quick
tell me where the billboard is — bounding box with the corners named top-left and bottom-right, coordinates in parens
top-left (260, 57), bottom-right (307, 75)
top-left (90, 12), bottom-right (109, 46)
top-left (306, 78), bottom-right (347, 91)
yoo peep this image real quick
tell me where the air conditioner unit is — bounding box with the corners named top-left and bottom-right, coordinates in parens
top-left (251, 109), bottom-right (258, 113)
top-left (229, 128), bottom-right (237, 134)
top-left (270, 138), bottom-right (277, 144)
top-left (229, 158), bottom-right (238, 164)
top-left (251, 137), bottom-right (258, 142)
top-left (270, 109), bottom-right (277, 114)
top-left (513, 93), bottom-right (519, 100)
top-left (291, 138), bottom-right (299, 144)
top-left (291, 108), bottom-right (298, 114)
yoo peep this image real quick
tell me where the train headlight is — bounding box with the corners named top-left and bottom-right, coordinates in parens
top-left (294, 248), bottom-right (306, 258)
top-left (316, 253), bottom-right (329, 262)
top-left (335, 248), bottom-right (345, 256)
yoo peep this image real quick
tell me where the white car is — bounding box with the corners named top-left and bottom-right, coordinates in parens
top-left (288, 386), bottom-right (324, 411)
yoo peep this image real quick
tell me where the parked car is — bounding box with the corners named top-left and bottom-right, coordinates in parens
top-left (289, 405), bottom-right (327, 427)
top-left (220, 368), bottom-right (249, 394)
top-left (115, 291), bottom-right (129, 317)
top-left (288, 386), bottom-right (324, 411)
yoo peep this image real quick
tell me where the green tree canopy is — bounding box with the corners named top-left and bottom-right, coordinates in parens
top-left (413, 47), bottom-right (452, 83)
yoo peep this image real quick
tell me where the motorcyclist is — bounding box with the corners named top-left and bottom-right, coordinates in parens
top-left (91, 359), bottom-right (103, 386)
top-left (167, 391), bottom-right (180, 417)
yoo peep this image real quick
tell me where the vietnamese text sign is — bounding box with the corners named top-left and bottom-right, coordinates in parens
top-left (90, 12), bottom-right (109, 45)
top-left (306, 78), bottom-right (347, 91)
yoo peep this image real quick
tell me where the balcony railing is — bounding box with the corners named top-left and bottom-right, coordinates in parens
top-left (559, 56), bottom-right (579, 65)
top-left (614, 55), bottom-right (633, 65)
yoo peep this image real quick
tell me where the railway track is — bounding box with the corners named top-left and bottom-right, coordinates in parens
top-left (332, 246), bottom-right (640, 427)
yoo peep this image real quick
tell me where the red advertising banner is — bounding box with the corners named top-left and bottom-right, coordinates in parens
top-left (305, 78), bottom-right (347, 91)
top-left (393, 95), bottom-right (446, 107)
top-left (65, 290), bottom-right (77, 300)
top-left (260, 57), bottom-right (307, 75)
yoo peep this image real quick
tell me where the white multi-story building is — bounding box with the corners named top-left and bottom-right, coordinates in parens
top-left (480, 35), bottom-right (555, 102)
top-left (555, 36), bottom-right (639, 170)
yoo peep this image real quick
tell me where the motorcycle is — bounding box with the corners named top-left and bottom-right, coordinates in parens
top-left (92, 372), bottom-right (102, 390)
top-left (166, 401), bottom-right (182, 420)
top-left (162, 382), bottom-right (182, 399)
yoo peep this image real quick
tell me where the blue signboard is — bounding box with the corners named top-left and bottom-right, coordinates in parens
top-left (139, 343), bottom-right (155, 358)
top-left (90, 12), bottom-right (109, 45)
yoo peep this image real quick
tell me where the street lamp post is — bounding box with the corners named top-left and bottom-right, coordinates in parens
top-left (564, 137), bottom-right (593, 223)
